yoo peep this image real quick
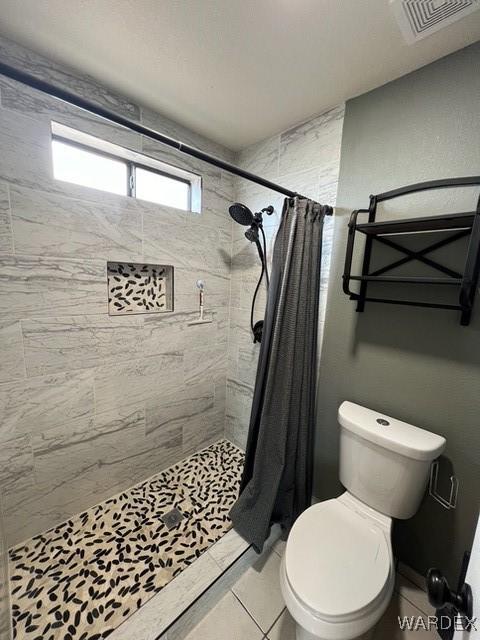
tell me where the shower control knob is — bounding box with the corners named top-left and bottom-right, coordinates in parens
top-left (426, 568), bottom-right (473, 622)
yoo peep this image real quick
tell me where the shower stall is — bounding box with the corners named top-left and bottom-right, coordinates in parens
top-left (0, 39), bottom-right (252, 640)
top-left (0, 34), bottom-right (342, 640)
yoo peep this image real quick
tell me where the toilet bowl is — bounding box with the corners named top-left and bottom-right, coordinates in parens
top-left (280, 401), bottom-right (446, 640)
top-left (280, 493), bottom-right (394, 640)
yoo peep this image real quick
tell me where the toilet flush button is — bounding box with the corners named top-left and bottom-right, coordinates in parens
top-left (376, 418), bottom-right (390, 426)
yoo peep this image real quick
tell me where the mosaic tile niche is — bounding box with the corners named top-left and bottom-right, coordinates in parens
top-left (107, 262), bottom-right (174, 315)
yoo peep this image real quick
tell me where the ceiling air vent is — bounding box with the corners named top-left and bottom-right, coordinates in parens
top-left (390, 0), bottom-right (480, 43)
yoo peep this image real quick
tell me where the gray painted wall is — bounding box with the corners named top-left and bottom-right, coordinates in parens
top-left (0, 35), bottom-right (235, 548)
top-left (226, 106), bottom-right (344, 448)
top-left (316, 42), bottom-right (480, 583)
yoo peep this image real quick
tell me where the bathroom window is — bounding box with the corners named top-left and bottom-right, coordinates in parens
top-left (135, 166), bottom-right (190, 210)
top-left (52, 139), bottom-right (129, 196)
top-left (51, 122), bottom-right (201, 212)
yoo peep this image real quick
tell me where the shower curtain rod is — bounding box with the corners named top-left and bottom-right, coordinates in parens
top-left (0, 62), bottom-right (333, 214)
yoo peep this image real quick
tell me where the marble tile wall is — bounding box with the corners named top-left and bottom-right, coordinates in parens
top-left (0, 34), bottom-right (235, 548)
top-left (225, 105), bottom-right (345, 448)
top-left (0, 496), bottom-right (10, 640)
top-left (0, 31), bottom-right (345, 552)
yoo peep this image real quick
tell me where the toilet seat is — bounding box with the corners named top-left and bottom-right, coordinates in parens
top-left (281, 493), bottom-right (394, 639)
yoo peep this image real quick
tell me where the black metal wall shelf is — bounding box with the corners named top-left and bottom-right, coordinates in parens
top-left (349, 275), bottom-right (462, 285)
top-left (355, 212), bottom-right (475, 235)
top-left (343, 177), bottom-right (480, 326)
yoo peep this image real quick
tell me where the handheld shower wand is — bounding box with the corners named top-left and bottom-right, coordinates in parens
top-left (228, 203), bottom-right (274, 343)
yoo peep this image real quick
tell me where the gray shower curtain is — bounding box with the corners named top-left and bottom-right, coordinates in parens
top-left (230, 197), bottom-right (328, 552)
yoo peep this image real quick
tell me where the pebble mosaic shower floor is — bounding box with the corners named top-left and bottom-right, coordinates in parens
top-left (9, 439), bottom-right (244, 640)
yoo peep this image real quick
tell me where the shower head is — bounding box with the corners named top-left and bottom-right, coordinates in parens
top-left (229, 202), bottom-right (271, 345)
top-left (229, 202), bottom-right (254, 226)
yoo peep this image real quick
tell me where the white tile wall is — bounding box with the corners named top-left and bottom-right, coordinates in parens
top-left (278, 106), bottom-right (344, 176)
top-left (10, 186), bottom-right (144, 261)
top-left (0, 183), bottom-right (12, 254)
top-left (0, 33), bottom-right (235, 548)
top-left (0, 496), bottom-right (9, 640)
top-left (225, 107), bottom-right (345, 449)
top-left (0, 255), bottom-right (106, 318)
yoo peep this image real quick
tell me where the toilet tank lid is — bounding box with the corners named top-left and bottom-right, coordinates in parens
top-left (338, 401), bottom-right (446, 461)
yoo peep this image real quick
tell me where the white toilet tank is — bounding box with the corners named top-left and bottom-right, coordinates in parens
top-left (338, 401), bottom-right (446, 519)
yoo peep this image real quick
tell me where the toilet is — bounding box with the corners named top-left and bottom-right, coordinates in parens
top-left (280, 401), bottom-right (446, 640)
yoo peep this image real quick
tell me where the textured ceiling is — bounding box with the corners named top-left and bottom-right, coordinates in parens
top-left (0, 0), bottom-right (479, 150)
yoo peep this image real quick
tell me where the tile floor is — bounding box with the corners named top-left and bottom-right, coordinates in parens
top-left (110, 527), bottom-right (252, 640)
top-left (9, 440), bottom-right (243, 640)
top-left (180, 539), bottom-right (438, 640)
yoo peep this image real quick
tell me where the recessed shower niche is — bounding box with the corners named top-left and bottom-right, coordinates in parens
top-left (107, 261), bottom-right (174, 315)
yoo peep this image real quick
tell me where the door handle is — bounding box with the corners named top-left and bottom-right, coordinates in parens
top-left (427, 567), bottom-right (473, 630)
